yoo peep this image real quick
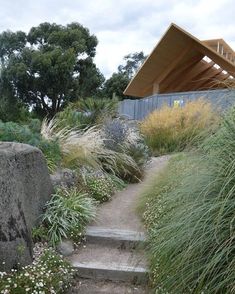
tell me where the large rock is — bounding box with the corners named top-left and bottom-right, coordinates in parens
top-left (0, 142), bottom-right (53, 271)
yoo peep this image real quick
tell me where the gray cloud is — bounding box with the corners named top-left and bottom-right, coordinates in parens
top-left (0, 0), bottom-right (234, 77)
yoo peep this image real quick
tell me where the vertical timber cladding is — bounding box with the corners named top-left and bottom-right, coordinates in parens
top-left (118, 89), bottom-right (235, 120)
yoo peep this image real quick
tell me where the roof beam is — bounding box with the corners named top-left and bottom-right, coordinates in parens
top-left (184, 69), bottom-right (222, 91)
top-left (192, 72), bottom-right (230, 91)
top-left (169, 60), bottom-right (215, 92)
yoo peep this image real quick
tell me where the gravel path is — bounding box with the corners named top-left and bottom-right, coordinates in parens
top-left (90, 155), bottom-right (170, 231)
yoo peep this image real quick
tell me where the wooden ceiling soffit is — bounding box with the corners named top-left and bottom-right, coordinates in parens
top-left (155, 54), bottom-right (204, 93)
top-left (151, 43), bottom-right (193, 93)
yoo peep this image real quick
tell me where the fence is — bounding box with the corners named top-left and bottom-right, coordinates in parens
top-left (118, 89), bottom-right (235, 120)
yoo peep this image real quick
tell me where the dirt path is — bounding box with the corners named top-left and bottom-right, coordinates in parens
top-left (90, 155), bottom-right (170, 231)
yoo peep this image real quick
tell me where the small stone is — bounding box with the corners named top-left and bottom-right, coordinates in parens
top-left (57, 240), bottom-right (74, 256)
top-left (50, 168), bottom-right (77, 189)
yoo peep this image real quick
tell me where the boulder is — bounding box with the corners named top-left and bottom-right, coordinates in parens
top-left (50, 168), bottom-right (77, 189)
top-left (57, 239), bottom-right (74, 256)
top-left (0, 142), bottom-right (53, 271)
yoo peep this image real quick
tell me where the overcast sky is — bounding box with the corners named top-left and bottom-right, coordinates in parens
top-left (0, 0), bottom-right (234, 78)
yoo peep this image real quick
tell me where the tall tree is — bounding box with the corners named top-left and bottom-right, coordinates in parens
top-left (103, 51), bottom-right (147, 100)
top-left (0, 22), bottom-right (104, 117)
top-left (118, 51), bottom-right (146, 79)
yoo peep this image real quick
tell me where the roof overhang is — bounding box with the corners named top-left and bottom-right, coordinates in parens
top-left (124, 23), bottom-right (235, 97)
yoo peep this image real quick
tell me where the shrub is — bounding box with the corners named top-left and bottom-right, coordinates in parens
top-left (0, 120), bottom-right (61, 172)
top-left (0, 247), bottom-right (73, 294)
top-left (103, 118), bottom-right (150, 182)
top-left (56, 97), bottom-right (118, 129)
top-left (140, 99), bottom-right (219, 155)
top-left (103, 118), bottom-right (129, 151)
top-left (84, 172), bottom-right (115, 203)
top-left (42, 188), bottom-right (97, 246)
top-left (141, 108), bottom-right (235, 293)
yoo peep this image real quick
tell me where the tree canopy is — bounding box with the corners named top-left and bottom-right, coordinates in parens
top-left (0, 22), bottom-right (104, 117)
top-left (103, 51), bottom-right (147, 100)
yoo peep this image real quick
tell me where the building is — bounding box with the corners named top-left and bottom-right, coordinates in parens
top-left (120, 24), bottom-right (235, 120)
top-left (124, 23), bottom-right (235, 97)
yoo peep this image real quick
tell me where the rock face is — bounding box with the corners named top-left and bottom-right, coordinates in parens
top-left (50, 168), bottom-right (77, 189)
top-left (0, 142), bottom-right (53, 271)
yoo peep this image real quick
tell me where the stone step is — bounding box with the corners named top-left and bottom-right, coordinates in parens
top-left (69, 278), bottom-right (149, 293)
top-left (86, 226), bottom-right (146, 249)
top-left (68, 244), bottom-right (148, 284)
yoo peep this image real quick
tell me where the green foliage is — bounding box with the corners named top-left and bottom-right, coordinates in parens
top-left (102, 51), bottom-right (146, 100)
top-left (103, 72), bottom-right (130, 100)
top-left (84, 172), bottom-right (115, 203)
top-left (0, 93), bottom-right (29, 123)
top-left (42, 188), bottom-right (97, 246)
top-left (0, 22), bottom-right (104, 117)
top-left (32, 225), bottom-right (48, 243)
top-left (141, 108), bottom-right (235, 293)
top-left (118, 51), bottom-right (147, 79)
top-left (0, 248), bottom-right (73, 293)
top-left (0, 120), bottom-right (61, 171)
top-left (56, 97), bottom-right (118, 129)
top-left (108, 174), bottom-right (127, 191)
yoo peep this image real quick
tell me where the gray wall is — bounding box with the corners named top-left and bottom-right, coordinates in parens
top-left (118, 89), bottom-right (235, 120)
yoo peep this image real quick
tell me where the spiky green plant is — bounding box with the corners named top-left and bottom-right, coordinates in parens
top-left (56, 97), bottom-right (118, 129)
top-left (42, 188), bottom-right (97, 246)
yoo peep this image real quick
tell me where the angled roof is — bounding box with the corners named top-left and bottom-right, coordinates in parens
top-left (124, 23), bottom-right (235, 97)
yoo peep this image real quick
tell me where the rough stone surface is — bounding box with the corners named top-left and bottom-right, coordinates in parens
top-left (50, 168), bottom-right (77, 189)
top-left (57, 239), bottom-right (74, 256)
top-left (0, 142), bottom-right (53, 271)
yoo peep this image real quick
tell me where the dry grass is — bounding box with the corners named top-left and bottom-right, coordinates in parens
top-left (41, 118), bottom-right (140, 177)
top-left (140, 98), bottom-right (219, 155)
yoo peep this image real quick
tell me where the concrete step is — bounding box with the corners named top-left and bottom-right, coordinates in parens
top-left (68, 244), bottom-right (148, 284)
top-left (86, 226), bottom-right (146, 249)
top-left (69, 279), bottom-right (150, 294)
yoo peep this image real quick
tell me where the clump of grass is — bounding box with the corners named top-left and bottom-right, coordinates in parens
top-left (140, 99), bottom-right (219, 155)
top-left (41, 118), bottom-right (141, 181)
top-left (42, 187), bottom-right (97, 246)
top-left (141, 107), bottom-right (235, 293)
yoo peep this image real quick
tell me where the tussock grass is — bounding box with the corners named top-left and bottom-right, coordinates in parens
top-left (141, 108), bottom-right (235, 293)
top-left (140, 99), bottom-right (219, 155)
top-left (41, 118), bottom-right (141, 179)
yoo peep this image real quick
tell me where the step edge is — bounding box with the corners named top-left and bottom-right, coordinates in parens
top-left (71, 262), bottom-right (148, 273)
top-left (86, 227), bottom-right (146, 241)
